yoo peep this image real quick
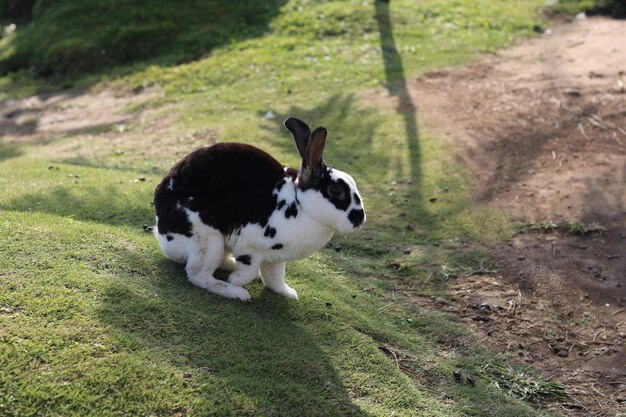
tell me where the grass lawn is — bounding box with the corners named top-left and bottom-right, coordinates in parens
top-left (1, 1), bottom-right (565, 415)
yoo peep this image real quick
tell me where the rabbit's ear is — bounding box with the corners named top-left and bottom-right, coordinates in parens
top-left (307, 127), bottom-right (326, 169)
top-left (299, 127), bottom-right (327, 188)
top-left (284, 117), bottom-right (311, 160)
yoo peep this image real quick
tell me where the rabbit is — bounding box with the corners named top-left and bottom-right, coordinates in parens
top-left (153, 117), bottom-right (365, 302)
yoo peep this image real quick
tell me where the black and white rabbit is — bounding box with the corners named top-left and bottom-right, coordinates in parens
top-left (153, 117), bottom-right (365, 301)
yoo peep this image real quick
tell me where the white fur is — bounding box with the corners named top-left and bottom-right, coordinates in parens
top-left (298, 168), bottom-right (366, 234)
top-left (156, 169), bottom-right (364, 302)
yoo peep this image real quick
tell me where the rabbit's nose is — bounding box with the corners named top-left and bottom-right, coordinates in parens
top-left (348, 209), bottom-right (365, 228)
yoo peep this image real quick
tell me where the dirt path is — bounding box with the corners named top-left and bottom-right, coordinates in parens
top-left (410, 17), bottom-right (626, 416)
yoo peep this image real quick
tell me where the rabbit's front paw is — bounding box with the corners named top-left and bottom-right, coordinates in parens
top-left (225, 285), bottom-right (252, 302)
top-left (274, 285), bottom-right (299, 300)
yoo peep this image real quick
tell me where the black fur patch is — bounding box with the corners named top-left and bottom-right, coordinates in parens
top-left (348, 209), bottom-right (365, 228)
top-left (317, 170), bottom-right (352, 211)
top-left (264, 226), bottom-right (276, 238)
top-left (185, 232), bottom-right (193, 238)
top-left (285, 202), bottom-right (298, 218)
top-left (353, 193), bottom-right (361, 206)
top-left (271, 243), bottom-right (284, 250)
top-left (166, 235), bottom-right (174, 241)
top-left (277, 200), bottom-right (286, 210)
top-left (275, 179), bottom-right (286, 192)
top-left (154, 192), bottom-right (192, 236)
top-left (236, 255), bottom-right (252, 265)
top-left (154, 143), bottom-right (290, 236)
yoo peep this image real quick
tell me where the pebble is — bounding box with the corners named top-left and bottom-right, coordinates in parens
top-left (563, 88), bottom-right (581, 97)
top-left (561, 403), bottom-right (583, 410)
top-left (552, 346), bottom-right (569, 357)
top-left (453, 369), bottom-right (462, 382)
top-left (472, 315), bottom-right (490, 323)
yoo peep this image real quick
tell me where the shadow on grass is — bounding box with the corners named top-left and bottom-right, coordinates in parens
top-left (0, 142), bottom-right (23, 162)
top-left (260, 94), bottom-right (383, 181)
top-left (1, 185), bottom-right (154, 228)
top-left (259, 2), bottom-right (431, 231)
top-left (374, 0), bottom-right (421, 193)
top-left (96, 252), bottom-right (369, 416)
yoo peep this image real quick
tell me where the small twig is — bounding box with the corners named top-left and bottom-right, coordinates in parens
top-left (378, 302), bottom-right (395, 312)
top-left (586, 112), bottom-right (626, 136)
top-left (590, 384), bottom-right (607, 398)
top-left (578, 123), bottom-right (590, 141)
top-left (592, 329), bottom-right (603, 342)
top-left (466, 268), bottom-right (498, 276)
top-left (610, 309), bottom-right (624, 317)
top-left (587, 116), bottom-right (606, 130)
top-left (560, 402), bottom-right (585, 411)
top-left (568, 343), bottom-right (576, 355)
top-left (587, 340), bottom-right (617, 346)
top-left (387, 347), bottom-right (400, 369)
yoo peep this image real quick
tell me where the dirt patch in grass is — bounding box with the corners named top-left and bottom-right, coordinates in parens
top-left (0, 89), bottom-right (158, 142)
top-left (0, 87), bottom-right (219, 166)
top-left (396, 16), bottom-right (626, 416)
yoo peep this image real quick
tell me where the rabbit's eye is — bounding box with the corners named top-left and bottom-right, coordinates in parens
top-left (327, 184), bottom-right (345, 200)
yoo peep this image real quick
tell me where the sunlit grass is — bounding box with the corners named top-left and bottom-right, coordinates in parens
top-left (0, 1), bottom-right (562, 415)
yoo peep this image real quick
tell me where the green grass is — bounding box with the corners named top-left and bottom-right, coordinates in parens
top-left (477, 362), bottom-right (565, 402)
top-left (0, 0), bottom-right (287, 75)
top-left (1, 0), bottom-right (564, 415)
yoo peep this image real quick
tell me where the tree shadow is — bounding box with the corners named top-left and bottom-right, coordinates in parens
top-left (0, 0), bottom-right (288, 83)
top-left (0, 142), bottom-right (23, 162)
top-left (374, 0), bottom-right (421, 194)
top-left (1, 184), bottom-right (154, 228)
top-left (96, 244), bottom-right (370, 416)
top-left (259, 94), bottom-right (384, 180)
top-left (0, 89), bottom-right (95, 143)
top-left (255, 2), bottom-right (434, 233)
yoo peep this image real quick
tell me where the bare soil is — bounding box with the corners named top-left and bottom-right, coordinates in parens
top-left (411, 17), bottom-right (626, 416)
top-left (0, 90), bottom-right (155, 142)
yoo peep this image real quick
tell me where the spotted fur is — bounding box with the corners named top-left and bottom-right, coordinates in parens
top-left (153, 117), bottom-right (365, 301)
